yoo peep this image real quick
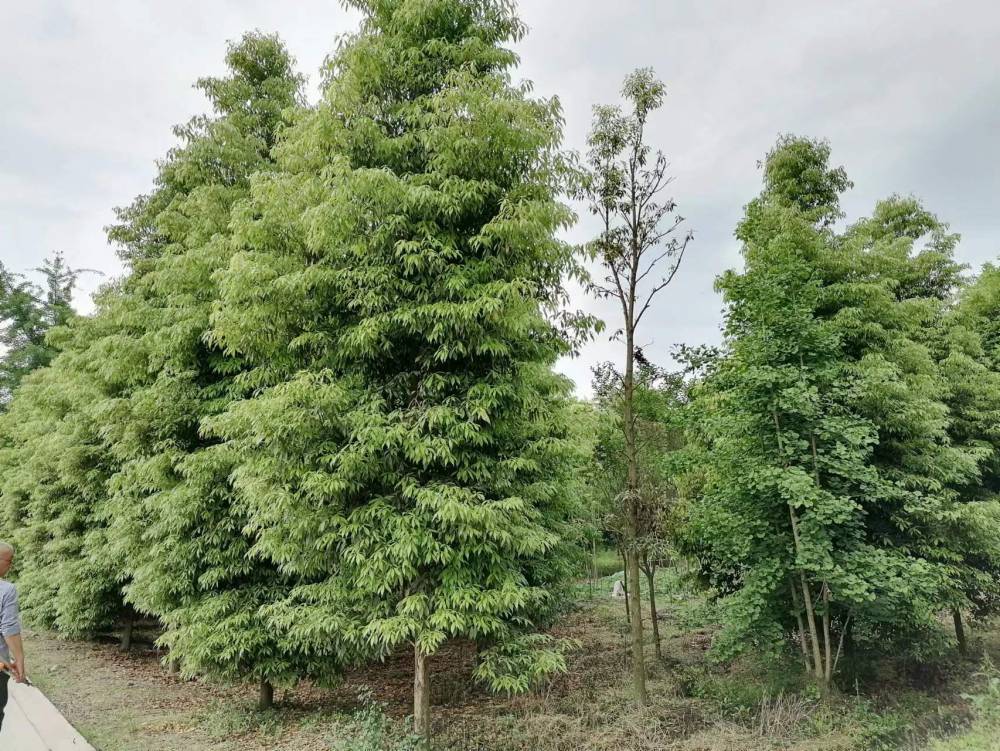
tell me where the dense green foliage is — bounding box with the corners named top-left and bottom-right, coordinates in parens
top-left (0, 318), bottom-right (124, 635)
top-left (203, 0), bottom-right (590, 731)
top-left (94, 33), bottom-right (333, 695)
top-left (687, 136), bottom-right (1000, 683)
top-left (1, 3), bottom-right (999, 745)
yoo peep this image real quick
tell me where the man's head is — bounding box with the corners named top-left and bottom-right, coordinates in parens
top-left (0, 542), bottom-right (14, 577)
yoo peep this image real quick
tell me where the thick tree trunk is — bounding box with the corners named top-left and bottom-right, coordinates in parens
top-left (953, 608), bottom-right (968, 657)
top-left (120, 615), bottom-right (134, 652)
top-left (258, 679), bottom-right (274, 710)
top-left (414, 645), bottom-right (431, 743)
top-left (645, 566), bottom-right (662, 660)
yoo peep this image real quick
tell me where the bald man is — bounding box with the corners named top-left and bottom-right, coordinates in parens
top-left (0, 541), bottom-right (25, 732)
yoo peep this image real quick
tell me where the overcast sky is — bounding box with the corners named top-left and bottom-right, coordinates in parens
top-left (2, 0), bottom-right (998, 395)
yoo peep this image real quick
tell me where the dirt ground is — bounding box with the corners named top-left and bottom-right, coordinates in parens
top-left (21, 576), bottom-right (1000, 751)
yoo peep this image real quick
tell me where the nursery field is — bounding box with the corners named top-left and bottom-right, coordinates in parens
top-left (4, 2), bottom-right (1000, 750)
top-left (26, 567), bottom-right (1000, 751)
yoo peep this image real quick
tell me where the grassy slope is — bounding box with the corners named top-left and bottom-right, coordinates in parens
top-left (23, 565), bottom-right (1000, 751)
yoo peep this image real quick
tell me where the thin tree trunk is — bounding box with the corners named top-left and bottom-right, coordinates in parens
top-left (414, 644), bottom-right (431, 743)
top-left (623, 327), bottom-right (647, 705)
top-left (626, 548), bottom-right (647, 703)
top-left (822, 583), bottom-right (832, 683)
top-left (953, 608), bottom-right (968, 657)
top-left (799, 575), bottom-right (824, 683)
top-left (591, 537), bottom-right (599, 598)
top-left (645, 566), bottom-right (662, 660)
top-left (790, 581), bottom-right (812, 672)
top-left (788, 496), bottom-right (824, 683)
top-left (843, 614), bottom-right (855, 659)
top-left (258, 679), bottom-right (274, 710)
top-left (621, 548), bottom-right (631, 624)
top-left (773, 410), bottom-right (826, 686)
top-left (832, 612), bottom-right (852, 676)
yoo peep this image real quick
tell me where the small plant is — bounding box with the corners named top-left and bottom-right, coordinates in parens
top-left (962, 655), bottom-right (1000, 720)
top-left (330, 690), bottom-right (422, 751)
top-left (754, 691), bottom-right (815, 738)
top-left (199, 701), bottom-right (283, 739)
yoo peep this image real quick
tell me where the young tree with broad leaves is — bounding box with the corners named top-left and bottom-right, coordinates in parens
top-left (694, 139), bottom-right (868, 687)
top-left (933, 262), bottom-right (1000, 653)
top-left (581, 68), bottom-right (692, 704)
top-left (691, 136), bottom-right (1000, 688)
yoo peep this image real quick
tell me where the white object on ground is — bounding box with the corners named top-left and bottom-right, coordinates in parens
top-left (611, 580), bottom-right (626, 598)
top-left (0, 679), bottom-right (95, 750)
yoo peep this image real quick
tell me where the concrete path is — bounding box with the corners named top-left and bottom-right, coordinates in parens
top-left (1, 679), bottom-right (95, 750)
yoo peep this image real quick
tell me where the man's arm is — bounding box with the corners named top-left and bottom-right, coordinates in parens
top-left (5, 633), bottom-right (24, 683)
top-left (1, 585), bottom-right (24, 683)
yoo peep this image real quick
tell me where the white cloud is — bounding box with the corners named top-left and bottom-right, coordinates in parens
top-left (2, 0), bottom-right (998, 395)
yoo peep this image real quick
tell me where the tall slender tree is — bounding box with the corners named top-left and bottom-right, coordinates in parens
top-left (581, 68), bottom-right (692, 704)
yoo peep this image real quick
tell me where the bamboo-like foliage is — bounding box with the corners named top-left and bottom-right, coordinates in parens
top-left (203, 0), bottom-right (593, 737)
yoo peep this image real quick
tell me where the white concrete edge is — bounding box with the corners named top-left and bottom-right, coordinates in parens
top-left (9, 680), bottom-right (96, 750)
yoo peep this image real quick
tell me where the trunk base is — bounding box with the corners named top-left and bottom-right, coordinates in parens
top-left (259, 679), bottom-right (274, 711)
top-left (414, 645), bottom-right (431, 744)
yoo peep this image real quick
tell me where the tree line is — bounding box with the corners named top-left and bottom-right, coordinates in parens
top-left (1, 0), bottom-right (999, 743)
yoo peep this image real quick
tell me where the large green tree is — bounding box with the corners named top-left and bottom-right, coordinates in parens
top-left (691, 137), bottom-right (1000, 685)
top-left (95, 32), bottom-right (330, 707)
top-left (827, 196), bottom-right (987, 654)
top-left (206, 0), bottom-right (590, 737)
top-left (933, 262), bottom-right (1000, 650)
top-left (0, 36), bottom-right (318, 696)
top-left (0, 317), bottom-right (125, 636)
top-left (691, 137), bottom-right (875, 685)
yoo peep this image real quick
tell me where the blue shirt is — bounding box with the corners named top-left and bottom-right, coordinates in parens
top-left (0, 578), bottom-right (20, 664)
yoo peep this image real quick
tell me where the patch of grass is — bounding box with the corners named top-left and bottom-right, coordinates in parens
top-left (327, 692), bottom-right (423, 751)
top-left (592, 547), bottom-right (624, 578)
top-left (925, 657), bottom-right (1000, 750)
top-left (198, 702), bottom-right (285, 740)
